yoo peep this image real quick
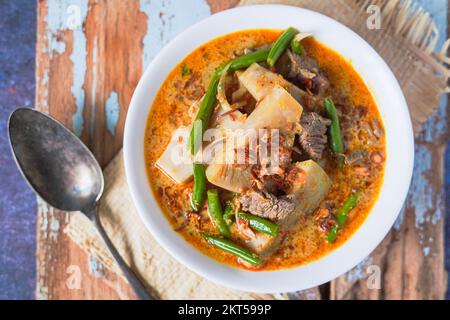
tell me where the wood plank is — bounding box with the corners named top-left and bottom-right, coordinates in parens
top-left (36, 0), bottom-right (147, 300)
top-left (207, 0), bottom-right (240, 12)
top-left (81, 0), bottom-right (147, 166)
top-left (35, 0), bottom-right (238, 300)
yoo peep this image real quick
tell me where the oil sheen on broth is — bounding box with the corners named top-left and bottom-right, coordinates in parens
top-left (144, 30), bottom-right (385, 270)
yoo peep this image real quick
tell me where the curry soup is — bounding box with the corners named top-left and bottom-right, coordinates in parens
top-left (144, 29), bottom-right (385, 270)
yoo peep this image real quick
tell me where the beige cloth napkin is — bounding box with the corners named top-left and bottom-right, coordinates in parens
top-left (64, 0), bottom-right (449, 299)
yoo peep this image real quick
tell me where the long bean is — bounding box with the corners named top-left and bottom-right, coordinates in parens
top-left (290, 38), bottom-right (303, 55)
top-left (238, 213), bottom-right (279, 237)
top-left (207, 189), bottom-right (230, 237)
top-left (324, 97), bottom-right (344, 154)
top-left (228, 49), bottom-right (270, 71)
top-left (267, 27), bottom-right (299, 67)
top-left (327, 225), bottom-right (338, 243)
top-left (203, 234), bottom-right (261, 266)
top-left (336, 192), bottom-right (360, 228)
top-left (326, 191), bottom-right (360, 243)
top-left (191, 164), bottom-right (206, 212)
top-left (223, 203), bottom-right (235, 226)
top-left (188, 73), bottom-right (220, 155)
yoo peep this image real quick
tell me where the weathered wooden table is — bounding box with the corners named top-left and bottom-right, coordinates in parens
top-left (35, 0), bottom-right (448, 299)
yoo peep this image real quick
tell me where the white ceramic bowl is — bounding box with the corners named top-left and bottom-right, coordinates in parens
top-left (124, 5), bottom-right (414, 293)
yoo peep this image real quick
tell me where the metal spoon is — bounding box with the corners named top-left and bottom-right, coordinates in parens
top-left (8, 108), bottom-right (153, 300)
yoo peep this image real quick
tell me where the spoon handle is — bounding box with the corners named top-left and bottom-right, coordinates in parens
top-left (88, 209), bottom-right (154, 300)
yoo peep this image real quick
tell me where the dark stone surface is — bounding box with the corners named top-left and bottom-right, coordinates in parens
top-left (0, 0), bottom-right (37, 299)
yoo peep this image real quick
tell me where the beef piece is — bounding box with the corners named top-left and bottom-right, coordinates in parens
top-left (243, 160), bottom-right (331, 260)
top-left (314, 208), bottom-right (337, 234)
top-left (276, 50), bottom-right (330, 95)
top-left (299, 112), bottom-right (331, 160)
top-left (239, 190), bottom-right (296, 221)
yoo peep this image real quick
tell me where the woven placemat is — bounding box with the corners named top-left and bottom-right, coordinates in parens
top-left (64, 0), bottom-right (449, 299)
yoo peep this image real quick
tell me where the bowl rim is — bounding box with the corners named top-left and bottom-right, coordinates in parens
top-left (124, 4), bottom-right (414, 293)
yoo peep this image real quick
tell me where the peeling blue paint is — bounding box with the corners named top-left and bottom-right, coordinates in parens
top-left (42, 70), bottom-right (49, 85)
top-left (105, 91), bottom-right (120, 136)
top-left (46, 0), bottom-right (89, 137)
top-left (37, 198), bottom-right (61, 242)
top-left (418, 0), bottom-right (448, 143)
top-left (38, 70), bottom-right (50, 111)
top-left (68, 1), bottom-right (89, 137)
top-left (88, 255), bottom-right (105, 278)
top-left (406, 144), bottom-right (443, 228)
top-left (393, 205), bottom-right (406, 230)
top-left (345, 256), bottom-right (373, 283)
top-left (45, 0), bottom-right (67, 56)
top-left (139, 0), bottom-right (211, 68)
top-left (89, 37), bottom-right (98, 140)
top-left (49, 215), bottom-right (60, 242)
top-left (37, 198), bottom-right (49, 239)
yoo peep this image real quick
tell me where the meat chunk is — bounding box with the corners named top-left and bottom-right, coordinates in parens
top-left (239, 190), bottom-right (296, 221)
top-left (276, 50), bottom-right (330, 96)
top-left (242, 160), bottom-right (331, 259)
top-left (299, 112), bottom-right (331, 160)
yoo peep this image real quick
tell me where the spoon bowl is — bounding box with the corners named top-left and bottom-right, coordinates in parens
top-left (8, 108), bottom-right (103, 213)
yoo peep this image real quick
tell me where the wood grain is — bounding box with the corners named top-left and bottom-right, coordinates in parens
top-left (207, 0), bottom-right (240, 12)
top-left (36, 0), bottom-right (147, 300)
top-left (81, 0), bottom-right (147, 166)
top-left (35, 0), bottom-right (239, 301)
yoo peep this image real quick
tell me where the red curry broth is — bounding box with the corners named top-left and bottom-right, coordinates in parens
top-left (144, 29), bottom-right (385, 270)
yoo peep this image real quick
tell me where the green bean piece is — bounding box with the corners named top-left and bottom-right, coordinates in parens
top-left (223, 213), bottom-right (235, 226)
top-left (290, 38), bottom-right (303, 55)
top-left (324, 97), bottom-right (344, 154)
top-left (267, 27), bottom-right (299, 67)
top-left (224, 203), bottom-right (234, 215)
top-left (228, 49), bottom-right (270, 72)
top-left (214, 49), bottom-right (270, 77)
top-left (203, 234), bottom-right (261, 266)
top-left (223, 204), bottom-right (235, 226)
top-left (207, 189), bottom-right (231, 237)
top-left (324, 97), bottom-right (345, 166)
top-left (238, 213), bottom-right (280, 237)
top-left (326, 192), bottom-right (360, 243)
top-left (326, 225), bottom-right (338, 243)
top-left (188, 72), bottom-right (220, 155)
top-left (191, 164), bottom-right (206, 212)
top-left (336, 192), bottom-right (360, 228)
top-left (181, 64), bottom-right (190, 76)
